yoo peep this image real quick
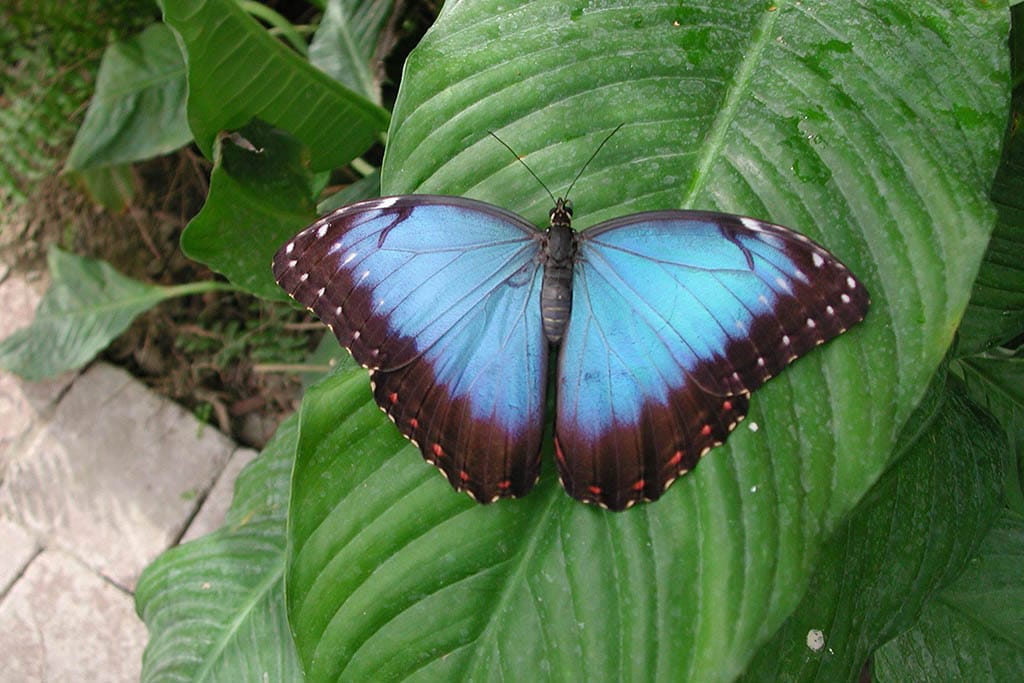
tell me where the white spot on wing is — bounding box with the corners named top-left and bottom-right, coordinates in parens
top-left (806, 318), bottom-right (816, 328)
top-left (740, 217), bottom-right (763, 231)
top-left (775, 277), bottom-right (793, 293)
top-left (285, 242), bottom-right (295, 254)
top-left (377, 196), bottom-right (400, 208)
top-left (782, 335), bottom-right (791, 346)
top-left (846, 276), bottom-right (857, 289)
top-left (812, 252), bottom-right (825, 268)
top-left (841, 294), bottom-right (851, 304)
top-left (299, 273), bottom-right (309, 282)
top-left (316, 225), bottom-right (328, 238)
top-left (343, 251), bottom-right (358, 266)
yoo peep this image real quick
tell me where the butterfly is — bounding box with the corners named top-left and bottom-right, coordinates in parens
top-left (273, 145), bottom-right (869, 511)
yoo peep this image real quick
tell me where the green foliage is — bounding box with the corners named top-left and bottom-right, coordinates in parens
top-left (180, 120), bottom-right (317, 301)
top-left (4, 0), bottom-right (1023, 681)
top-left (739, 379), bottom-right (1005, 680)
top-left (308, 0), bottom-right (397, 104)
top-left (0, 247), bottom-right (231, 380)
top-left (874, 510), bottom-right (1024, 680)
top-left (157, 0), bottom-right (389, 169)
top-left (0, 1), bottom-right (155, 206)
top-left (65, 22), bottom-right (191, 172)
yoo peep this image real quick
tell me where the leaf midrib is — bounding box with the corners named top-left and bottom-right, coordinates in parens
top-left (682, 6), bottom-right (780, 207)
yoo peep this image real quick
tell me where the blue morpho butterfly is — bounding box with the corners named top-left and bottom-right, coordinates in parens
top-left (273, 129), bottom-right (869, 510)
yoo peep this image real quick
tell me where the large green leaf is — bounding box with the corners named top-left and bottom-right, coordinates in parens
top-left (158, 0), bottom-right (389, 170)
top-left (0, 247), bottom-right (224, 381)
top-left (738, 380), bottom-right (1005, 681)
top-left (873, 510), bottom-right (1024, 680)
top-left (135, 415), bottom-right (302, 682)
top-left (180, 119), bottom-right (317, 301)
top-left (65, 22), bottom-right (191, 172)
top-left (283, 2), bottom-right (1008, 680)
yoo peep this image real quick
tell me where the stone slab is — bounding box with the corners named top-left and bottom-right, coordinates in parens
top-left (0, 518), bottom-right (38, 595)
top-left (0, 273), bottom-right (74, 471)
top-left (0, 362), bottom-right (235, 589)
top-left (182, 446), bottom-right (259, 543)
top-left (0, 549), bottom-right (146, 682)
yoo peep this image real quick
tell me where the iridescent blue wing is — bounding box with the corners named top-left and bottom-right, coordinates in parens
top-left (273, 196), bottom-right (548, 503)
top-left (556, 211), bottom-right (869, 510)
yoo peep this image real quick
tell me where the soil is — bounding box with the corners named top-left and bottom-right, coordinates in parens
top-left (1, 149), bottom-right (321, 449)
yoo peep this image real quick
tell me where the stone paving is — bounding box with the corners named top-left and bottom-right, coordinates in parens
top-left (0, 269), bottom-right (258, 680)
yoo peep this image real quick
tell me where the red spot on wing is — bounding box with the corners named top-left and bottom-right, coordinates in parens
top-left (668, 450), bottom-right (684, 467)
top-left (700, 424), bottom-right (712, 436)
top-left (587, 485), bottom-right (602, 495)
top-left (459, 470), bottom-right (471, 482)
top-left (631, 479), bottom-right (646, 491)
top-left (432, 443), bottom-right (444, 457)
top-left (497, 479), bottom-right (512, 490)
top-left (388, 392), bottom-right (398, 404)
top-left (722, 399), bottom-right (732, 411)
top-left (409, 418), bottom-right (419, 429)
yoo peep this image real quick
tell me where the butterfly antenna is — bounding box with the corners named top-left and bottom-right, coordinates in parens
top-left (563, 123), bottom-right (625, 200)
top-left (488, 131), bottom-right (557, 205)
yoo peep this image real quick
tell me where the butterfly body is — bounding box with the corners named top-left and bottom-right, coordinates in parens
top-left (274, 194), bottom-right (869, 510)
top-left (540, 198), bottom-right (576, 343)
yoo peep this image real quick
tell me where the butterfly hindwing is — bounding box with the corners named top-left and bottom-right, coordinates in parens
top-left (555, 211), bottom-right (869, 510)
top-left (274, 196), bottom-right (549, 502)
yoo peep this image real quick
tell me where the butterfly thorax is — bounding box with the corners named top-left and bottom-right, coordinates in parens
top-left (541, 198), bottom-right (576, 345)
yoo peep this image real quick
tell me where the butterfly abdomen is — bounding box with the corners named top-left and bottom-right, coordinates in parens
top-left (541, 207), bottom-right (576, 344)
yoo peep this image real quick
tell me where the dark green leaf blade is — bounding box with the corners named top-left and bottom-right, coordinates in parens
top-left (158, 0), bottom-right (389, 170)
top-left (739, 380), bottom-right (1005, 681)
top-left (0, 247), bottom-right (178, 380)
top-left (180, 120), bottom-right (316, 301)
top-left (65, 23), bottom-right (191, 172)
top-left (957, 2), bottom-right (1024, 355)
top-left (135, 416), bottom-right (302, 683)
top-left (954, 349), bottom-right (1024, 514)
top-left (873, 510), bottom-right (1024, 681)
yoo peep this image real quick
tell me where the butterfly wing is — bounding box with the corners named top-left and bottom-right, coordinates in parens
top-left (556, 211), bottom-right (869, 510)
top-left (274, 196), bottom-right (549, 502)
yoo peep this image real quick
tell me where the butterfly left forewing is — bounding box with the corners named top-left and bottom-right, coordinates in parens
top-left (274, 196), bottom-right (550, 503)
top-left (555, 211), bottom-right (869, 510)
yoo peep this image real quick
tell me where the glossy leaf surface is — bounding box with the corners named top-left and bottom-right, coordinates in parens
top-left (286, 1), bottom-right (1009, 680)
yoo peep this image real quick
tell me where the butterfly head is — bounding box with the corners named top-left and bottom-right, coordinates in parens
top-left (549, 198), bottom-right (574, 228)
